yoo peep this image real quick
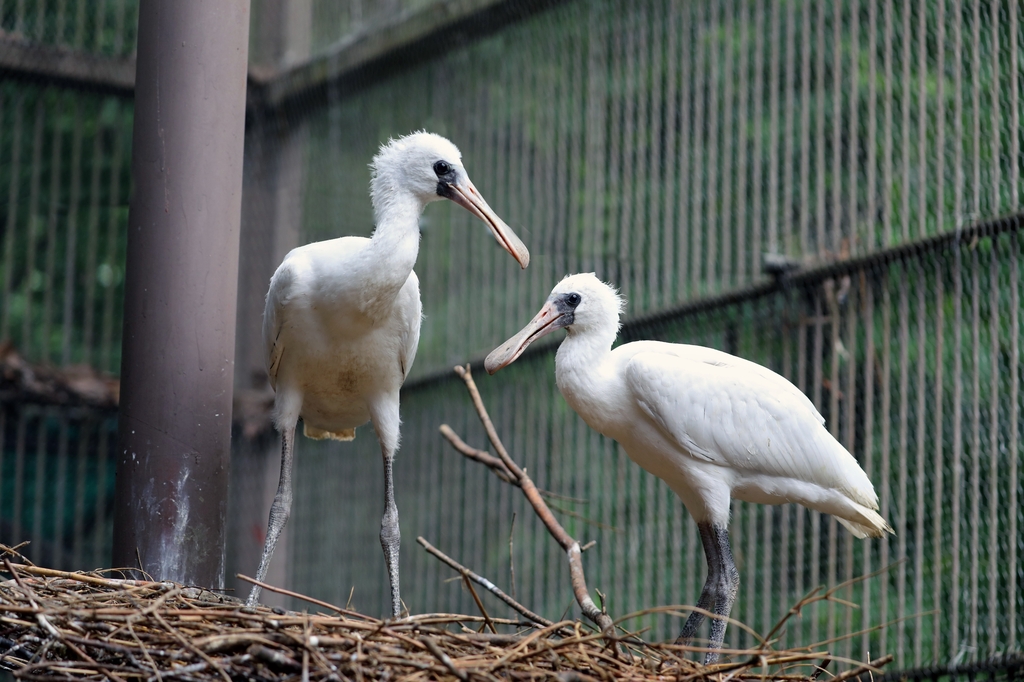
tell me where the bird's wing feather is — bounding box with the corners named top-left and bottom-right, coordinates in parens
top-left (654, 343), bottom-right (825, 425)
top-left (624, 350), bottom-right (875, 505)
top-left (263, 263), bottom-right (295, 390)
top-left (398, 272), bottom-right (422, 381)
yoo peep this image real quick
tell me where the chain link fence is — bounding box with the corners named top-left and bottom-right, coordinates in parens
top-left (1, 0), bottom-right (1022, 673)
top-left (0, 0), bottom-right (133, 571)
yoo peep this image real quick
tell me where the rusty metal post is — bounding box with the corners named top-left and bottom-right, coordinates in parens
top-left (112, 1), bottom-right (250, 588)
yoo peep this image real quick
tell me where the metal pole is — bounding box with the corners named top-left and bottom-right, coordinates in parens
top-left (112, 0), bottom-right (250, 588)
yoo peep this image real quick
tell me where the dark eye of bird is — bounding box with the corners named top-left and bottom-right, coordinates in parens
top-left (433, 160), bottom-right (452, 176)
top-left (566, 293), bottom-right (582, 308)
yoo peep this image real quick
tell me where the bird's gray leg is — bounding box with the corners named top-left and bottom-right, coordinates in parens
top-left (380, 449), bottom-right (401, 618)
top-left (247, 422), bottom-right (296, 607)
top-left (370, 397), bottom-right (402, 619)
top-left (676, 522), bottom-right (740, 664)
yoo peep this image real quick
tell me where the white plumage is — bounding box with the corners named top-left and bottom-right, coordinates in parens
top-left (485, 273), bottom-right (891, 662)
top-left (247, 132), bottom-right (530, 614)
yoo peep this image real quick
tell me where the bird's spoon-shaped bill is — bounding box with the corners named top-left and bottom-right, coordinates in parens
top-left (449, 178), bottom-right (530, 269)
top-left (485, 300), bottom-right (568, 373)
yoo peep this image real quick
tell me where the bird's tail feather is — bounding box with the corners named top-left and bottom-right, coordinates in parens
top-left (837, 505), bottom-right (894, 539)
top-left (303, 424), bottom-right (357, 441)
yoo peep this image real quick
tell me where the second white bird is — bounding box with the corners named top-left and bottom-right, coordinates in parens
top-left (485, 273), bottom-right (892, 663)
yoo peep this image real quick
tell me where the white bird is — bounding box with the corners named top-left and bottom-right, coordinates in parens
top-left (247, 132), bottom-right (530, 615)
top-left (485, 273), bottom-right (891, 663)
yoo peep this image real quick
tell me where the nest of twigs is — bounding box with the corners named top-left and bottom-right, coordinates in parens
top-left (0, 559), bottom-right (892, 682)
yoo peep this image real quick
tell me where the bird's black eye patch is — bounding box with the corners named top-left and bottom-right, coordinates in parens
top-left (566, 293), bottom-right (582, 308)
top-left (433, 160), bottom-right (453, 177)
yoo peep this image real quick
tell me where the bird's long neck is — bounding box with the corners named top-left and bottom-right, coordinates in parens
top-left (555, 325), bottom-right (618, 423)
top-left (361, 190), bottom-right (426, 316)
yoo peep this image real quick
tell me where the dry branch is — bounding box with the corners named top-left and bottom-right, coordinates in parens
top-left (440, 364), bottom-right (616, 640)
top-left (439, 424), bottom-right (516, 483)
top-left (236, 572), bottom-right (373, 622)
top-left (416, 536), bottom-right (556, 631)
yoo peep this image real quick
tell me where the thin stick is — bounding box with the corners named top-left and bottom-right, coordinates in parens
top-left (545, 501), bottom-right (619, 532)
top-left (761, 586), bottom-right (824, 647)
top-left (440, 426), bottom-right (591, 505)
top-left (760, 563), bottom-right (905, 655)
top-left (417, 537), bottom-right (554, 629)
top-left (151, 610), bottom-right (232, 682)
top-left (679, 652), bottom-right (829, 681)
top-left (3, 558), bottom-right (58, 639)
top-left (461, 573), bottom-right (497, 634)
top-left (450, 364), bottom-right (617, 641)
top-left (2, 563), bottom-right (160, 590)
top-left (828, 654), bottom-right (894, 682)
top-left (235, 573), bottom-right (379, 623)
top-left (452, 366), bottom-right (523, 478)
top-left (0, 543), bottom-right (35, 566)
top-left (423, 637), bottom-right (469, 681)
top-left (805, 611), bottom-right (929, 651)
top-left (509, 512), bottom-right (517, 601)
top-left (439, 425), bottom-right (516, 484)
top-left (3, 559), bottom-right (131, 682)
top-left (614, 604), bottom-right (767, 649)
top-left (126, 620), bottom-right (163, 682)
top-left (809, 657), bottom-right (832, 681)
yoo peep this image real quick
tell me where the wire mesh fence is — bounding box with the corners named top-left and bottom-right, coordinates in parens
top-left (0, 0), bottom-right (137, 57)
top-left (238, 0), bottom-right (1024, 668)
top-left (0, 403), bottom-right (116, 572)
top-left (283, 223), bottom-right (1023, 667)
top-left (241, 0), bottom-right (1024, 382)
top-left (0, 20), bottom-right (130, 587)
top-left (0, 0), bottom-right (1022, 674)
top-left (0, 82), bottom-right (131, 375)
